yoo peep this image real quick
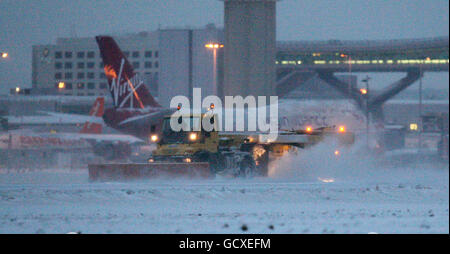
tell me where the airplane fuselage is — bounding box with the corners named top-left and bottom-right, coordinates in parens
top-left (103, 107), bottom-right (175, 141)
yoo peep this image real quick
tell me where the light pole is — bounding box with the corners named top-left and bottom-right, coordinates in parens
top-left (341, 53), bottom-right (352, 106)
top-left (205, 43), bottom-right (224, 96)
top-left (1, 52), bottom-right (9, 93)
top-left (361, 75), bottom-right (371, 149)
top-left (418, 63), bottom-right (424, 152)
top-left (1, 52), bottom-right (8, 84)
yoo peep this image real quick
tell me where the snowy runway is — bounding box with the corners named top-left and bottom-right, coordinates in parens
top-left (0, 160), bottom-right (448, 233)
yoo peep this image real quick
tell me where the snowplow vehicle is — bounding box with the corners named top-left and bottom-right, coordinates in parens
top-left (88, 112), bottom-right (354, 181)
top-left (148, 113), bottom-right (268, 178)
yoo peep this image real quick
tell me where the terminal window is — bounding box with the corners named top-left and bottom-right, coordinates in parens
top-left (66, 83), bottom-right (73, 90)
top-left (77, 83), bottom-right (85, 89)
top-left (145, 62), bottom-right (152, 68)
top-left (87, 51), bottom-right (95, 58)
top-left (99, 62), bottom-right (104, 68)
top-left (77, 72), bottom-right (85, 79)
top-left (87, 62), bottom-right (95, 69)
top-left (99, 72), bottom-right (106, 79)
top-left (77, 52), bottom-right (85, 58)
top-left (64, 62), bottom-right (72, 69)
top-left (132, 51), bottom-right (140, 58)
top-left (87, 72), bottom-right (95, 79)
top-left (99, 83), bottom-right (107, 89)
top-left (77, 62), bottom-right (85, 69)
top-left (55, 62), bottom-right (62, 69)
top-left (87, 83), bottom-right (95, 89)
top-left (65, 72), bottom-right (73, 79)
top-left (155, 61), bottom-right (159, 68)
top-left (65, 52), bottom-right (72, 58)
top-left (132, 62), bottom-right (140, 69)
top-left (155, 51), bottom-right (158, 58)
top-left (145, 51), bottom-right (152, 58)
top-left (55, 73), bottom-right (62, 79)
top-left (123, 51), bottom-right (130, 57)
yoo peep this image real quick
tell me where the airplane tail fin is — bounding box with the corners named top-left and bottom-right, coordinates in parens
top-left (95, 36), bottom-right (161, 109)
top-left (80, 97), bottom-right (105, 134)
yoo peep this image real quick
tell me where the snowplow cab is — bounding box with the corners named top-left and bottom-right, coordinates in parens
top-left (150, 112), bottom-right (220, 160)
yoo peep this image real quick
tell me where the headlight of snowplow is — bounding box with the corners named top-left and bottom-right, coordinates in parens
top-left (184, 158), bottom-right (192, 163)
top-left (189, 132), bottom-right (198, 141)
top-left (150, 134), bottom-right (158, 142)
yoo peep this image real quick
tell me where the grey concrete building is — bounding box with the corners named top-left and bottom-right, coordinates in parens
top-left (222, 0), bottom-right (278, 98)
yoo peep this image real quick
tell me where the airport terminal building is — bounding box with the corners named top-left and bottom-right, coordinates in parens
top-left (29, 26), bottom-right (449, 134)
top-left (31, 26), bottom-right (448, 107)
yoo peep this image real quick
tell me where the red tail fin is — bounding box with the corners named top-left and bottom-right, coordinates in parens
top-left (80, 97), bottom-right (104, 134)
top-left (95, 36), bottom-right (161, 109)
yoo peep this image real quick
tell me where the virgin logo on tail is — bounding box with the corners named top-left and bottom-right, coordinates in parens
top-left (96, 35), bottom-right (161, 109)
top-left (106, 59), bottom-right (145, 109)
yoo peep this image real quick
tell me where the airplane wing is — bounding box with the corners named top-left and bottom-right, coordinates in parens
top-left (5, 97), bottom-right (105, 127)
top-left (6, 114), bottom-right (104, 125)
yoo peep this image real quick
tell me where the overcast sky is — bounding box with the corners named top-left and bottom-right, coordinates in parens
top-left (0, 0), bottom-right (448, 95)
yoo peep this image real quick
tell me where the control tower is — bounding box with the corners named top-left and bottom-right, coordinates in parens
top-left (221, 0), bottom-right (278, 98)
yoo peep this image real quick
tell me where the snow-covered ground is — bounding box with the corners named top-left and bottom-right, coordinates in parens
top-left (0, 144), bottom-right (448, 234)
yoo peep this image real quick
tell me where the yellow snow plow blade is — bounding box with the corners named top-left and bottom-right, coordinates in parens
top-left (88, 162), bottom-right (211, 181)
